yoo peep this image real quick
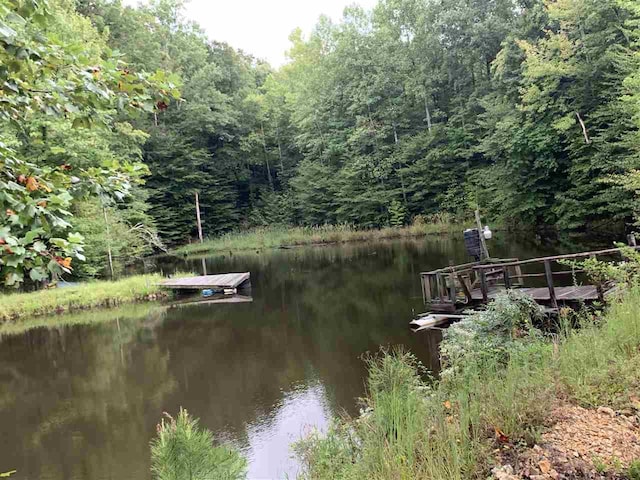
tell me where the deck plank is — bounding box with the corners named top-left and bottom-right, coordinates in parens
top-left (161, 272), bottom-right (250, 290)
top-left (469, 285), bottom-right (600, 302)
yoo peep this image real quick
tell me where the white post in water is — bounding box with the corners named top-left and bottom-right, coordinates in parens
top-left (475, 209), bottom-right (490, 260)
top-left (195, 191), bottom-right (204, 244)
top-left (103, 206), bottom-right (114, 278)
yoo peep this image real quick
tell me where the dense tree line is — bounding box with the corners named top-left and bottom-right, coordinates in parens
top-left (81, 0), bottom-right (640, 243)
top-left (2, 0), bottom-right (640, 284)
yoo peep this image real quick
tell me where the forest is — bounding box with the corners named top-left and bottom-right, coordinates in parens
top-left (1, 0), bottom-right (640, 285)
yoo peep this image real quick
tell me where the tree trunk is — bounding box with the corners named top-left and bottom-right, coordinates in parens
top-left (260, 120), bottom-right (274, 189)
top-left (424, 93), bottom-right (432, 133)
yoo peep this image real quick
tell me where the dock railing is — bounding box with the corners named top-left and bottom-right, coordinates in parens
top-left (421, 245), bottom-right (639, 311)
top-left (420, 258), bottom-right (520, 311)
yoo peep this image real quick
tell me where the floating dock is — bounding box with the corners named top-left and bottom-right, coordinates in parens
top-left (161, 272), bottom-right (250, 291)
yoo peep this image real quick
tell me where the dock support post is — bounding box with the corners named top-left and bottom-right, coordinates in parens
top-left (475, 209), bottom-right (490, 260)
top-left (422, 275), bottom-right (432, 303)
top-left (449, 272), bottom-right (456, 304)
top-left (590, 254), bottom-right (604, 302)
top-left (503, 266), bottom-right (511, 289)
top-left (479, 268), bottom-right (488, 303)
top-left (544, 260), bottom-right (558, 309)
top-left (436, 273), bottom-right (444, 303)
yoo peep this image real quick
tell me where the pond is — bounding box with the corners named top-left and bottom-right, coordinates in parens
top-left (0, 233), bottom-right (602, 479)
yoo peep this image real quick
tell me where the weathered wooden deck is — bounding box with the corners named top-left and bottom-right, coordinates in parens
top-left (417, 246), bottom-right (638, 315)
top-left (161, 272), bottom-right (250, 290)
top-left (470, 285), bottom-right (601, 302)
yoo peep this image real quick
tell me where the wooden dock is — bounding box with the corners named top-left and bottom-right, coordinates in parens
top-left (418, 246), bottom-right (636, 314)
top-left (161, 272), bottom-right (250, 290)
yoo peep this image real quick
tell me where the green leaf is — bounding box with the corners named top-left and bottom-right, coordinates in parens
top-left (4, 272), bottom-right (23, 287)
top-left (0, 20), bottom-right (17, 42)
top-left (29, 267), bottom-right (48, 282)
top-left (67, 232), bottom-right (85, 244)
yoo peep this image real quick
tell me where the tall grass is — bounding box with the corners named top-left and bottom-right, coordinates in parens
top-left (175, 221), bottom-right (468, 256)
top-left (151, 408), bottom-right (246, 480)
top-left (296, 287), bottom-right (640, 479)
top-left (0, 274), bottom-right (167, 322)
top-left (557, 288), bottom-right (640, 408)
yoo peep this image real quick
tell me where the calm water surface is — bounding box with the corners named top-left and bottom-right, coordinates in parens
top-left (0, 234), bottom-right (594, 479)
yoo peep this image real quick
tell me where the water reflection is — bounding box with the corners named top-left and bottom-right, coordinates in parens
top-left (0, 234), bottom-right (593, 479)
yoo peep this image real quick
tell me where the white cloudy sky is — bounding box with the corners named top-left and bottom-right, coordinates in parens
top-left (123, 0), bottom-right (378, 66)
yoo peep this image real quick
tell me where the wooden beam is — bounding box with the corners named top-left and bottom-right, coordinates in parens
top-left (195, 191), bottom-right (204, 243)
top-left (474, 246), bottom-right (640, 270)
top-left (544, 260), bottom-right (558, 309)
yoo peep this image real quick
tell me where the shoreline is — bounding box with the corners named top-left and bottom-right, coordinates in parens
top-left (0, 274), bottom-right (173, 323)
top-left (174, 223), bottom-right (475, 256)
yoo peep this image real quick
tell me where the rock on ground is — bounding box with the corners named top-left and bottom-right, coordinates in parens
top-left (494, 404), bottom-right (640, 479)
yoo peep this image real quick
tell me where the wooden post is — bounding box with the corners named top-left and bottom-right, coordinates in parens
top-left (479, 268), bottom-right (488, 303)
top-left (628, 234), bottom-right (637, 247)
top-left (436, 273), bottom-right (444, 303)
top-left (449, 272), bottom-right (456, 304)
top-left (514, 265), bottom-right (524, 286)
top-left (422, 275), bottom-right (432, 303)
top-left (475, 209), bottom-right (490, 260)
top-left (503, 266), bottom-right (511, 289)
top-left (590, 254), bottom-right (604, 302)
top-left (103, 206), bottom-right (114, 279)
top-left (195, 191), bottom-right (204, 243)
top-left (544, 260), bottom-right (558, 309)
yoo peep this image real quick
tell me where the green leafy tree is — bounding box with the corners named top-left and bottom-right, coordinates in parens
top-left (0, 0), bottom-right (179, 287)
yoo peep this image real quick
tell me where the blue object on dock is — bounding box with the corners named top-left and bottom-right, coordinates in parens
top-left (201, 289), bottom-right (215, 297)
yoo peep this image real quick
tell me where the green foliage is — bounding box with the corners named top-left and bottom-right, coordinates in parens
top-left (560, 244), bottom-right (640, 286)
top-left (440, 290), bottom-right (544, 378)
top-left (66, 0), bottom-right (640, 250)
top-left (388, 200), bottom-right (406, 228)
top-left (150, 408), bottom-right (246, 480)
top-left (0, 0), bottom-right (179, 287)
top-left (629, 459), bottom-right (640, 480)
top-left (70, 200), bottom-right (152, 278)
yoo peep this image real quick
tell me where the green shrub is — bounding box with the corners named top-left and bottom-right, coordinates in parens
top-left (151, 408), bottom-right (246, 480)
top-left (440, 290), bottom-right (544, 378)
top-left (629, 460), bottom-right (640, 480)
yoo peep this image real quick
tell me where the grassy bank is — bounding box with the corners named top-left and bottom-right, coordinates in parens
top-left (296, 288), bottom-right (640, 479)
top-left (0, 274), bottom-right (168, 322)
top-left (175, 222), bottom-right (469, 256)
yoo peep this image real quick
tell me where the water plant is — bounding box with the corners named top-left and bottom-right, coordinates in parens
top-left (150, 408), bottom-right (246, 480)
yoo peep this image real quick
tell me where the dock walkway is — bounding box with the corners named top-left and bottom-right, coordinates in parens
top-left (161, 272), bottom-right (250, 291)
top-left (418, 246), bottom-right (636, 314)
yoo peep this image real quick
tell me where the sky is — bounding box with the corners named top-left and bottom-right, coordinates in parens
top-left (124, 0), bottom-right (378, 67)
